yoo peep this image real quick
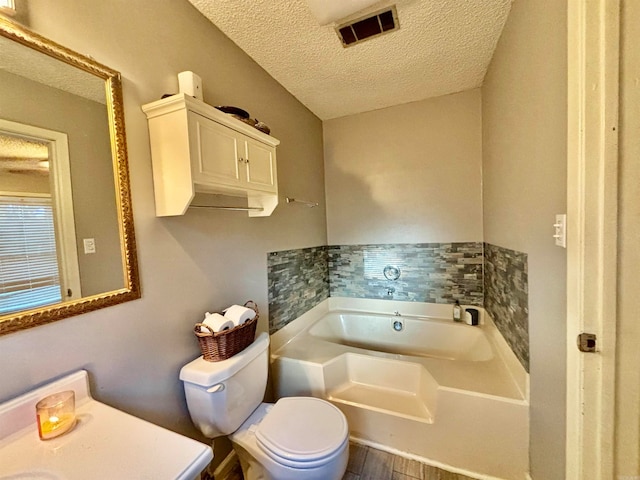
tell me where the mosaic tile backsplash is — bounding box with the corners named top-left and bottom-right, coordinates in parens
top-left (267, 246), bottom-right (329, 334)
top-left (484, 243), bottom-right (529, 371)
top-left (268, 243), bottom-right (484, 333)
top-left (328, 243), bottom-right (484, 305)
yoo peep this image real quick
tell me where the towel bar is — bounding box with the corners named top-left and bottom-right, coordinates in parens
top-left (189, 205), bottom-right (264, 212)
top-left (285, 197), bottom-right (318, 207)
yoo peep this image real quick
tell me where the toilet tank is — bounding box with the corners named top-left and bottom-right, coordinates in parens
top-left (180, 332), bottom-right (269, 438)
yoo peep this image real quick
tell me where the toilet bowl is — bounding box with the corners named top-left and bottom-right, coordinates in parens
top-left (180, 332), bottom-right (349, 480)
top-left (231, 400), bottom-right (349, 480)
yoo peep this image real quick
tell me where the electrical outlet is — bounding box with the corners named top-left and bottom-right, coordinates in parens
top-left (83, 238), bottom-right (96, 254)
top-left (553, 214), bottom-right (567, 248)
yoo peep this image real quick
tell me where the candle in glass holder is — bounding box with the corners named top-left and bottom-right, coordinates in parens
top-left (36, 390), bottom-right (76, 440)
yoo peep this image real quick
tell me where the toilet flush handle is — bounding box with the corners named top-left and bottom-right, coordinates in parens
top-left (206, 383), bottom-right (225, 393)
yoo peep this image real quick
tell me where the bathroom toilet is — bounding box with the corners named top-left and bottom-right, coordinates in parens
top-left (179, 332), bottom-right (349, 480)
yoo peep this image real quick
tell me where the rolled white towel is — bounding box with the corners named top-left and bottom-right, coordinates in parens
top-left (200, 312), bottom-right (234, 333)
top-left (223, 304), bottom-right (256, 327)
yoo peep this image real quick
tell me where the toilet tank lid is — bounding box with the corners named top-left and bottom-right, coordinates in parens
top-left (180, 332), bottom-right (269, 386)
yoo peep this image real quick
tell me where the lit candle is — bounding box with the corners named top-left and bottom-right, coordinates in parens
top-left (36, 391), bottom-right (76, 440)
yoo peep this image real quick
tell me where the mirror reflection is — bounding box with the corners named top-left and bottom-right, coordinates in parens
top-left (0, 18), bottom-right (139, 333)
top-left (0, 126), bottom-right (75, 314)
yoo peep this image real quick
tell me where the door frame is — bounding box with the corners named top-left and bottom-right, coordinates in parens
top-left (0, 119), bottom-right (82, 301)
top-left (566, 1), bottom-right (619, 478)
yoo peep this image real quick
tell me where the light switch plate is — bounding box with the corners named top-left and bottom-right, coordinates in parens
top-left (83, 238), bottom-right (96, 254)
top-left (554, 214), bottom-right (567, 248)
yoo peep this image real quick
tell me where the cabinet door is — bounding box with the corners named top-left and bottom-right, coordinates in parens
top-left (245, 138), bottom-right (277, 193)
top-left (189, 112), bottom-right (242, 188)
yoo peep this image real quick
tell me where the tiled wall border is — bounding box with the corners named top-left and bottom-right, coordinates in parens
top-left (328, 243), bottom-right (484, 305)
top-left (484, 242), bottom-right (529, 371)
top-left (268, 242), bottom-right (484, 333)
top-left (267, 246), bottom-right (329, 334)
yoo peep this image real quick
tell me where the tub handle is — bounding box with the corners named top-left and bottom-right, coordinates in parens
top-left (206, 383), bottom-right (225, 393)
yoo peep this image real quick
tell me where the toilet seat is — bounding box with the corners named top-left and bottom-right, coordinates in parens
top-left (255, 397), bottom-right (348, 469)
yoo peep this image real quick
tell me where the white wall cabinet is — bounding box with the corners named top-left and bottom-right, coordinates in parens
top-left (142, 93), bottom-right (280, 217)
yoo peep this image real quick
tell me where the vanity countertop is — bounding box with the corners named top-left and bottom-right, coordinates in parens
top-left (0, 370), bottom-right (213, 480)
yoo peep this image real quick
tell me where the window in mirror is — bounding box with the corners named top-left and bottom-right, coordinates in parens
top-left (0, 195), bottom-right (61, 314)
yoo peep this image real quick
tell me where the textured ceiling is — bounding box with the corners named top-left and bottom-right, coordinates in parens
top-left (0, 133), bottom-right (49, 174)
top-left (0, 133), bottom-right (48, 160)
top-left (188, 0), bottom-right (513, 119)
top-left (0, 35), bottom-right (105, 104)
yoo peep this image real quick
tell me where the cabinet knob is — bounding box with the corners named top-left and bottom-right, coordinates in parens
top-left (238, 157), bottom-right (244, 163)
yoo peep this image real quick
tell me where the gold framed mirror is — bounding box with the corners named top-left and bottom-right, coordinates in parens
top-left (0, 17), bottom-right (140, 335)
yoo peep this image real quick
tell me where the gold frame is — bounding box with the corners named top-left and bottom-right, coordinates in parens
top-left (0, 17), bottom-right (140, 335)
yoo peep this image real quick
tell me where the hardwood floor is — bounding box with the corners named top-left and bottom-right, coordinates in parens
top-left (217, 442), bottom-right (477, 480)
top-left (343, 443), bottom-right (477, 480)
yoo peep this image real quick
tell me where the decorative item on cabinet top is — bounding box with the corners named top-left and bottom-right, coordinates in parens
top-left (213, 105), bottom-right (271, 134)
top-left (141, 93), bottom-right (280, 217)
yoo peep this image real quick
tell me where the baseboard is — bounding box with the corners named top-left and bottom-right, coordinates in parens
top-left (212, 450), bottom-right (239, 480)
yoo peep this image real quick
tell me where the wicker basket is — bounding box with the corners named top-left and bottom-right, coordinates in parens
top-left (194, 301), bottom-right (259, 362)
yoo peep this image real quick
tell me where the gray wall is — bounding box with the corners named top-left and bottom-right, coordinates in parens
top-left (323, 89), bottom-right (483, 245)
top-left (482, 0), bottom-right (567, 478)
top-left (0, 0), bottom-right (326, 469)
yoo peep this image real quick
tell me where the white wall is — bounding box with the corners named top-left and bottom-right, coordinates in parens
top-left (616, 0), bottom-right (640, 474)
top-left (0, 0), bottom-right (326, 469)
top-left (481, 0), bottom-right (567, 478)
top-left (323, 89), bottom-right (483, 245)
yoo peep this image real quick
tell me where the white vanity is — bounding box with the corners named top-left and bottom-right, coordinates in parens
top-left (0, 370), bottom-right (213, 480)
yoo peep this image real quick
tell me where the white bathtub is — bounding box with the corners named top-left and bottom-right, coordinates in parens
top-left (271, 297), bottom-right (529, 480)
top-left (308, 312), bottom-right (493, 361)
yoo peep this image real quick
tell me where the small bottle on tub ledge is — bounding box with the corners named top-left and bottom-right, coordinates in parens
top-left (453, 300), bottom-right (462, 322)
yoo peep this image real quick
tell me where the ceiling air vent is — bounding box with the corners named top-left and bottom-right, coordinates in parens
top-left (336, 6), bottom-right (399, 48)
